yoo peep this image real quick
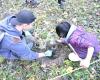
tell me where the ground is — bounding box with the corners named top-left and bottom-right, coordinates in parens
top-left (0, 0), bottom-right (100, 80)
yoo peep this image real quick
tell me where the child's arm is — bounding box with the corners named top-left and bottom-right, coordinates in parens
top-left (9, 42), bottom-right (51, 60)
top-left (80, 47), bottom-right (94, 68)
top-left (86, 47), bottom-right (94, 61)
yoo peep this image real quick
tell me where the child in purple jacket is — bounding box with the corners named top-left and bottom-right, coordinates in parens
top-left (56, 21), bottom-right (100, 68)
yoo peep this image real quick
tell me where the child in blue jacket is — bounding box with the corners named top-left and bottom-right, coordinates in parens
top-left (0, 9), bottom-right (52, 60)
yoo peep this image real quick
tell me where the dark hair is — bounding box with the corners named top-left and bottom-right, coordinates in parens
top-left (56, 21), bottom-right (71, 38)
top-left (58, 0), bottom-right (65, 4)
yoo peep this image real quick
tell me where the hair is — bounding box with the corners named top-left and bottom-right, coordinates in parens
top-left (56, 21), bottom-right (71, 38)
top-left (58, 0), bottom-right (65, 4)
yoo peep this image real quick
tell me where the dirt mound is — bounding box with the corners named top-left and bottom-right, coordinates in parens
top-left (37, 42), bottom-right (71, 68)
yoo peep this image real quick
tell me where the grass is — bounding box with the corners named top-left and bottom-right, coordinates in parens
top-left (0, 0), bottom-right (100, 80)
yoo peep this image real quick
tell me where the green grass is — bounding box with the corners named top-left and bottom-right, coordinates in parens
top-left (0, 0), bottom-right (100, 80)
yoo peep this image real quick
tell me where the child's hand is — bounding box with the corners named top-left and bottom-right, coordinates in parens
top-left (56, 38), bottom-right (65, 43)
top-left (80, 59), bottom-right (90, 68)
top-left (56, 40), bottom-right (62, 43)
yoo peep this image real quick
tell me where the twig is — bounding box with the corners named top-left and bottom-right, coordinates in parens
top-left (48, 59), bottom-right (100, 80)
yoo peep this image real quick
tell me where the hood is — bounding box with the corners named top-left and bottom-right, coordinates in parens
top-left (0, 16), bottom-right (22, 37)
top-left (65, 24), bottom-right (77, 41)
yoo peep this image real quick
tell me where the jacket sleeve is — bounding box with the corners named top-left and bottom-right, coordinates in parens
top-left (8, 38), bottom-right (39, 60)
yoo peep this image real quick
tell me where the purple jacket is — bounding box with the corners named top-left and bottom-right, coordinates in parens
top-left (63, 25), bottom-right (100, 59)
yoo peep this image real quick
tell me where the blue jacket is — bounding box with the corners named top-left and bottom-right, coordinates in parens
top-left (0, 16), bottom-right (38, 60)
